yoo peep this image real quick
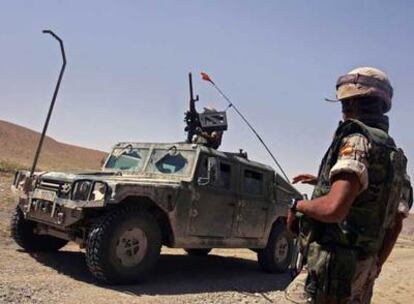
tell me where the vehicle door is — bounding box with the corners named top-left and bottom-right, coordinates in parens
top-left (188, 155), bottom-right (237, 238)
top-left (234, 166), bottom-right (269, 238)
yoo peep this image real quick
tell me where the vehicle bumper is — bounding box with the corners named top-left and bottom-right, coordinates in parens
top-left (16, 192), bottom-right (104, 229)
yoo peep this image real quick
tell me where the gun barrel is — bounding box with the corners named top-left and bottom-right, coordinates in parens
top-left (189, 73), bottom-right (194, 104)
top-left (185, 73), bottom-right (200, 143)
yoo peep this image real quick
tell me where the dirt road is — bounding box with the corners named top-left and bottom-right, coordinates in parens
top-left (1, 172), bottom-right (413, 304)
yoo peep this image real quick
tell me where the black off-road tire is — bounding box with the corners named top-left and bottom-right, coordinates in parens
top-left (86, 206), bottom-right (161, 285)
top-left (10, 206), bottom-right (68, 252)
top-left (257, 223), bottom-right (293, 273)
top-left (184, 248), bottom-right (212, 256)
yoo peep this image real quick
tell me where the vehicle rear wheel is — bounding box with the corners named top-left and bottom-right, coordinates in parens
top-left (10, 206), bottom-right (68, 252)
top-left (86, 207), bottom-right (161, 284)
top-left (257, 223), bottom-right (293, 273)
top-left (184, 248), bottom-right (212, 256)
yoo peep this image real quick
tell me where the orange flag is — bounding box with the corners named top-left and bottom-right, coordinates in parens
top-left (201, 72), bottom-right (214, 83)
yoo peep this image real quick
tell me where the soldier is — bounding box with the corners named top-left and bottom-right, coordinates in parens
top-left (191, 106), bottom-right (223, 149)
top-left (285, 67), bottom-right (413, 304)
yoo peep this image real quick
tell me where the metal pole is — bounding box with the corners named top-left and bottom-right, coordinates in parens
top-left (29, 30), bottom-right (66, 177)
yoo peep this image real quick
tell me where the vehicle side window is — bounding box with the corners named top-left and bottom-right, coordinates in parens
top-left (243, 169), bottom-right (263, 195)
top-left (197, 157), bottom-right (208, 177)
top-left (217, 162), bottom-right (231, 189)
top-left (197, 156), bottom-right (232, 190)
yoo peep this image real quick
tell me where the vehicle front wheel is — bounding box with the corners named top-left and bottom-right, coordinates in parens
top-left (257, 223), bottom-right (293, 273)
top-left (10, 206), bottom-right (68, 252)
top-left (184, 248), bottom-right (212, 256)
top-left (86, 207), bottom-right (161, 284)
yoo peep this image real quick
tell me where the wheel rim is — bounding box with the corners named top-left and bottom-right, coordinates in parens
top-left (115, 227), bottom-right (148, 267)
top-left (274, 235), bottom-right (289, 263)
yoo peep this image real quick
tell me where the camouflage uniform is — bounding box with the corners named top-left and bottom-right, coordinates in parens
top-left (285, 67), bottom-right (414, 304)
top-left (286, 130), bottom-right (375, 304)
top-left (286, 119), bottom-right (412, 304)
top-left (327, 132), bottom-right (372, 303)
top-left (350, 189), bottom-right (411, 304)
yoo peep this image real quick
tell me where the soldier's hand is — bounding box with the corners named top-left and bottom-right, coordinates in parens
top-left (287, 209), bottom-right (299, 235)
top-left (292, 174), bottom-right (318, 185)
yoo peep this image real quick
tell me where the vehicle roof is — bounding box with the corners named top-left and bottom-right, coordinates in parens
top-left (113, 142), bottom-right (275, 172)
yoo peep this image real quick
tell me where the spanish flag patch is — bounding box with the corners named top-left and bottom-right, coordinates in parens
top-left (339, 145), bottom-right (354, 156)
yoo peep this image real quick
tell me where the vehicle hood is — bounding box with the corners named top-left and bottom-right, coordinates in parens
top-left (38, 171), bottom-right (185, 187)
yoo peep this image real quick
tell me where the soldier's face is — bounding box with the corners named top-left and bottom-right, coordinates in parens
top-left (341, 100), bottom-right (357, 120)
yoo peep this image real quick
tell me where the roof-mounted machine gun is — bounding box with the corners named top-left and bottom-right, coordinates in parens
top-left (184, 73), bottom-right (228, 144)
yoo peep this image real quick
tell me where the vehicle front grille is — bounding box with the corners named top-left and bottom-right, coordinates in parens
top-left (37, 179), bottom-right (72, 198)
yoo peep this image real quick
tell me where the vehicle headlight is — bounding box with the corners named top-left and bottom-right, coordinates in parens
top-left (72, 180), bottom-right (93, 201)
top-left (72, 180), bottom-right (107, 201)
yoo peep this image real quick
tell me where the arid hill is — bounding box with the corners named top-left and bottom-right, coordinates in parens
top-left (0, 120), bottom-right (106, 172)
top-left (402, 214), bottom-right (414, 240)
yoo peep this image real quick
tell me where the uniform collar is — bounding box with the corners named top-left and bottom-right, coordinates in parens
top-left (340, 115), bottom-right (389, 133)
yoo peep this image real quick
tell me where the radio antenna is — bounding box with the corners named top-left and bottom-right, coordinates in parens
top-left (200, 72), bottom-right (290, 183)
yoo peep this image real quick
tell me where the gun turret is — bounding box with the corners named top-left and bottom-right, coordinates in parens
top-left (184, 72), bottom-right (228, 145)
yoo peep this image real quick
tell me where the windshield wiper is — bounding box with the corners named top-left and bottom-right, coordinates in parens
top-left (152, 145), bottom-right (178, 164)
top-left (112, 144), bottom-right (134, 159)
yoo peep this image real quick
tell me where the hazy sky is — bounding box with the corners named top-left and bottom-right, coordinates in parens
top-left (1, 1), bottom-right (413, 194)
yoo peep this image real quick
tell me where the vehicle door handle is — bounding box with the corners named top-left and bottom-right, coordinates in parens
top-left (228, 202), bottom-right (236, 207)
top-left (262, 207), bottom-right (268, 211)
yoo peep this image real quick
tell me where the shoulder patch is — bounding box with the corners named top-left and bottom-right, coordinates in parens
top-left (339, 145), bottom-right (355, 157)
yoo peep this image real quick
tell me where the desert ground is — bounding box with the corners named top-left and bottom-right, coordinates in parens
top-left (0, 172), bottom-right (413, 304)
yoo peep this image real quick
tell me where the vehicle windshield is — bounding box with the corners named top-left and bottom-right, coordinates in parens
top-left (105, 147), bottom-right (149, 171)
top-left (147, 147), bottom-right (195, 176)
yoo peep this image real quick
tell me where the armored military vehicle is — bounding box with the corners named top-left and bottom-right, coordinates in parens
top-left (10, 61), bottom-right (301, 284)
top-left (11, 141), bottom-right (300, 284)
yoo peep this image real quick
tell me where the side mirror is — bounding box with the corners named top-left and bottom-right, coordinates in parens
top-left (197, 157), bottom-right (219, 186)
